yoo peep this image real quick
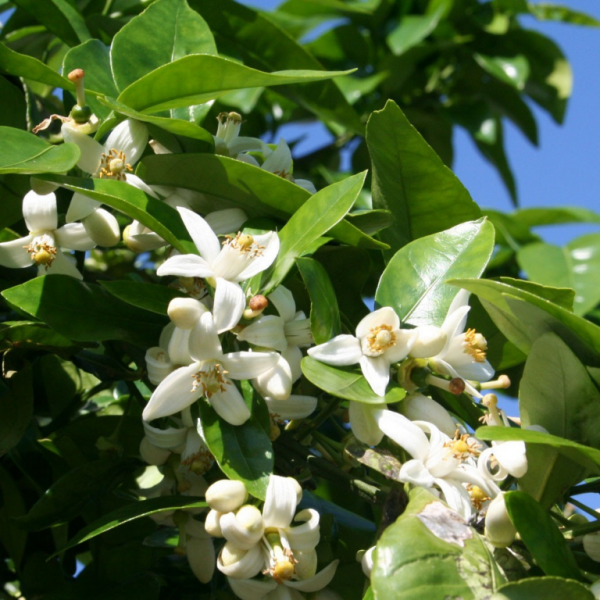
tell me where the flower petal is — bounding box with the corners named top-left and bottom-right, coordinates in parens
top-left (282, 344), bottom-right (303, 383)
top-left (285, 508), bottom-right (320, 552)
top-left (82, 208), bottom-right (120, 247)
top-left (47, 250), bottom-right (82, 279)
top-left (284, 560), bottom-right (339, 592)
top-left (398, 459), bottom-right (436, 487)
top-left (124, 173), bottom-right (160, 198)
top-left (66, 192), bottom-right (101, 222)
top-left (268, 286), bottom-right (296, 322)
top-left (265, 395), bottom-right (317, 420)
top-left (214, 278), bottom-right (245, 333)
top-left (356, 307), bottom-right (400, 339)
top-left (222, 351), bottom-right (279, 380)
top-left (218, 543), bottom-right (264, 579)
top-left (228, 577), bottom-right (278, 600)
top-left (307, 335), bottom-right (362, 366)
top-left (435, 478), bottom-right (472, 520)
top-left (254, 356), bottom-right (292, 401)
top-left (294, 178), bottom-right (316, 194)
top-left (177, 206), bottom-right (221, 264)
top-left (492, 441), bottom-right (528, 479)
top-left (55, 223), bottom-right (96, 251)
top-left (23, 190), bottom-right (57, 232)
top-left (359, 355), bottom-right (389, 397)
top-left (236, 231), bottom-right (280, 281)
top-left (220, 511), bottom-right (265, 550)
top-left (168, 326), bottom-right (193, 366)
top-left (374, 409), bottom-right (431, 462)
top-left (237, 315), bottom-right (288, 352)
top-left (262, 139), bottom-right (292, 175)
top-left (383, 329), bottom-right (417, 363)
top-left (349, 401), bottom-right (385, 446)
top-left (62, 123), bottom-right (104, 174)
top-left (187, 536), bottom-right (215, 584)
top-left (205, 208), bottom-right (248, 235)
top-left (189, 311), bottom-right (223, 362)
top-left (157, 254), bottom-right (214, 278)
top-left (104, 119), bottom-right (148, 166)
top-left (263, 475), bottom-right (297, 528)
top-left (143, 420), bottom-right (187, 449)
top-left (142, 362), bottom-right (202, 421)
top-left (208, 381), bottom-right (251, 426)
top-left (0, 235), bottom-right (34, 268)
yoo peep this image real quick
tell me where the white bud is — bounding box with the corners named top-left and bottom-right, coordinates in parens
top-left (591, 580), bottom-right (600, 599)
top-left (236, 505), bottom-right (263, 534)
top-left (145, 346), bottom-right (174, 386)
top-left (410, 325), bottom-right (447, 358)
top-left (168, 298), bottom-right (207, 330)
top-left (360, 546), bottom-right (375, 578)
top-left (139, 437), bottom-right (170, 465)
top-left (295, 549), bottom-right (317, 580)
top-left (82, 209), bottom-right (120, 247)
top-left (205, 480), bottom-right (248, 513)
top-left (205, 509), bottom-right (224, 537)
top-left (402, 394), bottom-right (457, 438)
top-left (187, 535), bottom-right (215, 583)
top-left (584, 532), bottom-right (600, 562)
top-left (220, 541), bottom-right (246, 567)
top-left (484, 493), bottom-right (516, 548)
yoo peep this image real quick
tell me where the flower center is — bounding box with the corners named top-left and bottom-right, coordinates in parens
top-left (264, 530), bottom-right (297, 584)
top-left (363, 324), bottom-right (396, 356)
top-left (464, 328), bottom-right (487, 363)
top-left (99, 148), bottom-right (132, 180)
top-left (191, 363), bottom-right (230, 398)
top-left (444, 432), bottom-right (480, 461)
top-left (468, 485), bottom-right (490, 510)
top-left (24, 238), bottom-right (57, 268)
top-left (224, 232), bottom-right (265, 257)
top-left (181, 446), bottom-right (213, 476)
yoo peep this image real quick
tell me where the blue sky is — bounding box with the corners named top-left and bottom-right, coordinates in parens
top-left (243, 0), bottom-right (600, 246)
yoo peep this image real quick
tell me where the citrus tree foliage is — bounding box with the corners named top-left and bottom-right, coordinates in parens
top-left (1, 1), bottom-right (600, 599)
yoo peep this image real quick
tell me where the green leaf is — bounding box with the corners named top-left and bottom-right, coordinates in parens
top-left (0, 127), bottom-right (80, 175)
top-left (528, 4), bottom-right (600, 26)
top-left (366, 100), bottom-right (480, 257)
top-left (117, 54), bottom-right (353, 114)
top-left (62, 40), bottom-right (119, 121)
top-left (14, 459), bottom-right (133, 531)
top-left (376, 219), bottom-right (495, 327)
top-left (517, 236), bottom-right (600, 316)
top-left (12, 0), bottom-right (91, 47)
top-left (301, 356), bottom-right (406, 405)
top-left (474, 54), bottom-right (530, 90)
top-left (100, 281), bottom-right (185, 315)
top-left (504, 491), bottom-right (583, 580)
top-left (190, 0), bottom-right (364, 134)
top-left (0, 465), bottom-right (27, 567)
top-left (136, 154), bottom-right (385, 250)
top-left (110, 0), bottom-right (217, 91)
top-left (41, 174), bottom-right (197, 255)
top-left (0, 366), bottom-right (33, 457)
top-left (296, 257), bottom-right (341, 345)
top-left (499, 277), bottom-right (575, 311)
top-left (0, 321), bottom-right (79, 352)
top-left (51, 495), bottom-right (207, 558)
top-left (2, 275), bottom-right (166, 347)
top-left (493, 577), bottom-right (594, 600)
top-left (514, 206), bottom-right (600, 227)
top-left (267, 172), bottom-right (367, 289)
top-left (0, 76), bottom-right (26, 129)
top-left (372, 486), bottom-right (505, 599)
top-left (198, 399), bottom-right (273, 501)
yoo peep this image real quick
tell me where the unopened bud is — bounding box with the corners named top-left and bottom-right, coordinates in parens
top-left (249, 295), bottom-right (268, 312)
top-left (236, 505), bottom-right (264, 534)
top-left (83, 209), bottom-right (120, 247)
top-left (168, 297), bottom-right (207, 329)
top-left (68, 68), bottom-right (85, 82)
top-left (584, 532), bottom-right (600, 562)
top-left (206, 479), bottom-right (248, 513)
top-left (205, 509), bottom-right (223, 537)
top-left (410, 325), bottom-right (447, 358)
top-left (449, 378), bottom-right (466, 395)
top-left (145, 346), bottom-right (174, 385)
top-left (485, 493), bottom-right (516, 548)
top-left (220, 541), bottom-right (247, 567)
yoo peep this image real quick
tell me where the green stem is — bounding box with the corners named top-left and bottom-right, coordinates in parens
top-left (294, 397), bottom-right (341, 443)
top-left (568, 497), bottom-right (600, 520)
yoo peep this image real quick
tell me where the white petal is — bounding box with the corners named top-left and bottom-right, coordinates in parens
top-left (220, 511), bottom-right (264, 550)
top-left (398, 459), bottom-right (436, 487)
top-left (263, 475), bottom-right (297, 528)
top-left (285, 509), bottom-right (320, 551)
top-left (168, 326), bottom-right (193, 365)
top-left (254, 356), bottom-right (292, 401)
top-left (356, 307), bottom-right (400, 339)
top-left (454, 359), bottom-right (495, 382)
top-left (23, 190), bottom-right (57, 232)
top-left (383, 329), bottom-right (417, 363)
top-left (62, 123), bottom-right (104, 174)
top-left (307, 335), bottom-right (362, 366)
top-left (435, 478), bottom-right (472, 520)
top-left (439, 305), bottom-right (471, 351)
top-left (228, 136), bottom-right (263, 156)
top-left (359, 355), bottom-right (389, 397)
top-left (143, 420), bottom-right (187, 449)
top-left (82, 209), bottom-right (120, 247)
top-left (374, 409), bottom-right (431, 462)
top-left (189, 311), bottom-right (223, 361)
top-left (187, 536), bottom-right (215, 583)
top-left (124, 173), bottom-right (160, 198)
top-left (205, 208), bottom-right (248, 235)
top-left (349, 401), bottom-right (385, 446)
top-left (236, 231), bottom-right (280, 281)
top-left (265, 395), bottom-right (317, 420)
top-left (282, 344), bottom-right (303, 383)
top-left (228, 577), bottom-right (277, 600)
top-left (209, 381), bottom-right (251, 426)
top-left (218, 543), bottom-right (264, 579)
top-left (0, 235), bottom-right (34, 268)
top-left (55, 223), bottom-right (96, 251)
top-left (294, 179), bottom-right (316, 194)
top-left (268, 286), bottom-right (296, 322)
top-left (214, 278), bottom-right (245, 333)
top-left (402, 394), bottom-right (457, 438)
top-left (222, 351), bottom-right (279, 380)
top-left (104, 119), bottom-right (148, 166)
top-left (262, 139), bottom-right (292, 175)
top-left (237, 315), bottom-right (288, 352)
top-left (142, 362), bottom-right (202, 421)
top-left (66, 192), bottom-right (101, 222)
top-left (493, 441), bottom-right (528, 479)
top-left (236, 153), bottom-right (261, 168)
top-left (270, 587), bottom-right (304, 600)
top-left (284, 560), bottom-right (339, 592)
top-left (177, 206), bottom-right (221, 264)
top-left (284, 318), bottom-right (312, 348)
top-left (157, 254), bottom-right (214, 278)
top-left (47, 250), bottom-right (82, 279)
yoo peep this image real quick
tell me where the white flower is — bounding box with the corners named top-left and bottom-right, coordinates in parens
top-left (214, 111), bottom-right (262, 158)
top-left (374, 409), bottom-right (500, 519)
top-left (61, 118), bottom-right (149, 245)
top-left (308, 307), bottom-right (417, 397)
top-left (157, 207), bottom-right (279, 334)
top-left (484, 492), bottom-right (516, 548)
top-left (143, 311), bottom-right (279, 425)
top-left (401, 393), bottom-right (457, 438)
top-left (238, 286), bottom-right (312, 400)
top-left (0, 190), bottom-right (95, 279)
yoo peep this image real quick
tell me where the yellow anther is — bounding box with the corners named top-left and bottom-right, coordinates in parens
top-left (468, 485), bottom-right (491, 510)
top-left (191, 364), bottom-right (230, 398)
top-left (444, 432), bottom-right (480, 460)
top-left (25, 240), bottom-right (57, 268)
top-left (99, 148), bottom-right (132, 180)
top-left (365, 324), bottom-right (396, 356)
top-left (464, 328), bottom-right (487, 363)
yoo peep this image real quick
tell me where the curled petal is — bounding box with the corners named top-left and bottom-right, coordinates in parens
top-left (82, 208), bottom-right (120, 247)
top-left (285, 509), bottom-right (320, 552)
top-left (228, 577), bottom-right (278, 600)
top-left (265, 395), bottom-right (317, 421)
top-left (374, 410), bottom-right (431, 463)
top-left (254, 356), bottom-right (292, 401)
top-left (143, 420), bottom-right (187, 449)
top-left (55, 223), bottom-right (96, 251)
top-left (263, 475), bottom-right (297, 529)
top-left (268, 285), bottom-right (296, 322)
top-left (66, 192), bottom-right (101, 223)
top-left (349, 401), bottom-right (385, 446)
top-left (237, 315), bottom-right (288, 352)
top-left (217, 543), bottom-right (264, 579)
top-left (493, 441), bottom-right (528, 479)
top-left (220, 511), bottom-right (265, 550)
top-left (356, 307), bottom-right (400, 339)
top-left (284, 560), bottom-right (339, 592)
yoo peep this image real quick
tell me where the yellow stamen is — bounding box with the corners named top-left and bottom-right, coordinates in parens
top-left (224, 232), bottom-right (265, 257)
top-left (365, 324), bottom-right (396, 355)
top-left (264, 531), bottom-right (297, 584)
top-left (468, 485), bottom-right (491, 510)
top-left (99, 148), bottom-right (132, 180)
top-left (24, 240), bottom-right (57, 268)
top-left (444, 432), bottom-right (480, 460)
top-left (191, 364), bottom-right (230, 398)
top-left (464, 328), bottom-right (487, 363)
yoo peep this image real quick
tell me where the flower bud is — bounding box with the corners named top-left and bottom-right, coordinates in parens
top-left (139, 437), bottom-right (170, 465)
top-left (236, 505), bottom-right (263, 534)
top-left (220, 541), bottom-right (246, 567)
top-left (167, 297), bottom-right (207, 330)
top-left (145, 346), bottom-right (174, 386)
top-left (83, 209), bottom-right (120, 247)
top-left (187, 535), bottom-right (215, 583)
top-left (359, 546), bottom-right (375, 578)
top-left (402, 394), bottom-right (456, 437)
top-left (484, 493), bottom-right (516, 548)
top-left (205, 509), bottom-right (223, 537)
top-left (410, 325), bottom-right (447, 358)
top-left (205, 479), bottom-right (248, 513)
top-left (295, 549), bottom-right (318, 580)
top-left (584, 532), bottom-right (600, 562)
top-left (591, 580), bottom-right (600, 599)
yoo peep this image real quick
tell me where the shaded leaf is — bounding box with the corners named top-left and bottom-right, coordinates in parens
top-left (0, 366), bottom-right (33, 456)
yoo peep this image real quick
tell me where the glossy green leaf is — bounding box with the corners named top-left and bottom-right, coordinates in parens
top-left (0, 366), bottom-right (33, 457)
top-left (100, 281), bottom-right (185, 315)
top-left (52, 495), bottom-right (207, 558)
top-left (14, 459), bottom-right (133, 531)
top-left (514, 206), bottom-right (600, 227)
top-left (366, 100), bottom-right (480, 257)
top-left (528, 4), bottom-right (600, 26)
top-left (0, 127), bottom-right (80, 175)
top-left (41, 174), bottom-right (197, 255)
top-left (296, 257), bottom-right (341, 345)
top-left (499, 277), bottom-right (575, 310)
top-left (118, 54), bottom-right (353, 114)
top-left (12, 0), bottom-right (90, 47)
top-left (474, 54), bottom-right (530, 90)
top-left (0, 76), bottom-right (26, 129)
top-left (372, 486), bottom-right (505, 599)
top-left (198, 399), bottom-right (273, 501)
top-left (301, 356), bottom-right (406, 405)
top-left (62, 40), bottom-right (119, 120)
top-left (110, 0), bottom-right (216, 91)
top-left (267, 172), bottom-right (367, 290)
top-left (0, 321), bottom-right (79, 352)
top-left (375, 219), bottom-right (494, 327)
top-left (493, 577), bottom-right (594, 600)
top-left (136, 154), bottom-right (385, 250)
top-left (517, 235), bottom-right (600, 315)
top-left (2, 275), bottom-right (166, 347)
top-left (190, 0), bottom-right (364, 134)
top-left (504, 491), bottom-right (583, 580)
